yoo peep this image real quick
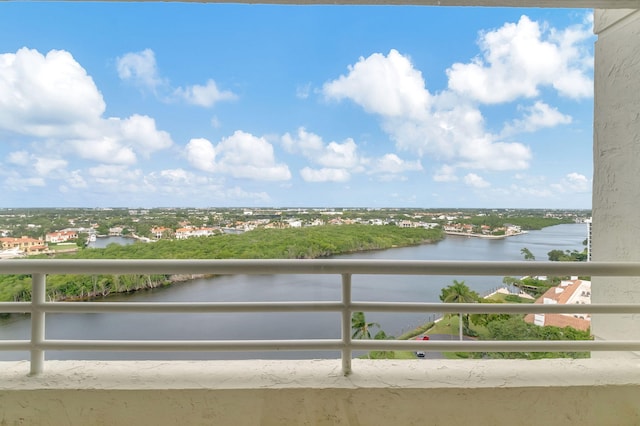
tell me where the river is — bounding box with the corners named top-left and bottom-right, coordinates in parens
top-left (0, 223), bottom-right (587, 361)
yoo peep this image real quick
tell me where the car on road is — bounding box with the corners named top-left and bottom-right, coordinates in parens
top-left (415, 335), bottom-right (429, 357)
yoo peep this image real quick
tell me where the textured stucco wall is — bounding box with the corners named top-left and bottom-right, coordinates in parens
top-left (1, 359), bottom-right (639, 425)
top-left (592, 9), bottom-right (640, 350)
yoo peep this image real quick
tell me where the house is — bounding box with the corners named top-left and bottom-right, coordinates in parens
top-left (524, 279), bottom-right (591, 331)
top-left (0, 236), bottom-right (47, 254)
top-left (45, 231), bottom-right (78, 243)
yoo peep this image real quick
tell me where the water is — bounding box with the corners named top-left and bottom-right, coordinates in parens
top-left (0, 223), bottom-right (587, 361)
top-left (86, 236), bottom-right (136, 249)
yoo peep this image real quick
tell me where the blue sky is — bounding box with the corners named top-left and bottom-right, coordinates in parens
top-left (0, 4), bottom-right (594, 209)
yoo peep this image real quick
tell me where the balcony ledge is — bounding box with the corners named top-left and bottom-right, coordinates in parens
top-left (2, 359), bottom-right (640, 425)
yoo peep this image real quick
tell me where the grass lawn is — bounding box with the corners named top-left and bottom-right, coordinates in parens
top-left (486, 293), bottom-right (535, 303)
top-left (47, 243), bottom-right (79, 251)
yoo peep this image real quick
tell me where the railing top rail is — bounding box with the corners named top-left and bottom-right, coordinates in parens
top-left (0, 259), bottom-right (638, 276)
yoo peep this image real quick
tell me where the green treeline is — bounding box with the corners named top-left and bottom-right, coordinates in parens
top-left (70, 225), bottom-right (442, 260)
top-left (0, 225), bottom-right (443, 302)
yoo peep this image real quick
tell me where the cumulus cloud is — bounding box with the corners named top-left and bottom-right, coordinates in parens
top-left (282, 128), bottom-right (359, 167)
top-left (116, 49), bottom-right (165, 92)
top-left (186, 131), bottom-right (291, 181)
top-left (300, 167), bottom-right (350, 183)
top-left (174, 79), bottom-right (237, 107)
top-left (0, 48), bottom-right (174, 168)
top-left (66, 170), bottom-right (87, 189)
top-left (117, 49), bottom-right (237, 107)
top-left (447, 15), bottom-right (593, 104)
top-left (0, 48), bottom-right (105, 137)
top-left (185, 138), bottom-right (217, 173)
top-left (282, 127), bottom-right (365, 180)
top-left (374, 153), bottom-right (422, 173)
top-left (323, 49), bottom-right (430, 119)
top-left (501, 101), bottom-right (572, 136)
top-left (433, 165), bottom-right (458, 182)
top-left (323, 50), bottom-right (532, 172)
top-left (113, 114), bottom-right (173, 158)
top-left (283, 127), bottom-right (425, 182)
top-left (464, 173), bottom-right (491, 188)
top-left (551, 172), bottom-right (591, 193)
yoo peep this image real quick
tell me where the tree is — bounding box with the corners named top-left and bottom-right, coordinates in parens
top-left (439, 280), bottom-right (479, 340)
top-left (369, 329), bottom-right (396, 359)
top-left (351, 311), bottom-right (380, 340)
top-left (547, 249), bottom-right (564, 261)
top-left (520, 247), bottom-right (535, 261)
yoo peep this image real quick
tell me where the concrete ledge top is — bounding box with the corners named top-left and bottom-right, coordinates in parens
top-left (1, 358), bottom-right (639, 391)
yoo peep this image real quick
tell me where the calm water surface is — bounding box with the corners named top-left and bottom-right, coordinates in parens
top-left (0, 223), bottom-right (587, 361)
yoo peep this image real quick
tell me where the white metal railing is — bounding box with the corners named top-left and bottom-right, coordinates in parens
top-left (1, 259), bottom-right (640, 376)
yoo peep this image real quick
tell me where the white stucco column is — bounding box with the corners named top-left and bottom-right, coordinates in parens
top-left (592, 8), bottom-right (640, 355)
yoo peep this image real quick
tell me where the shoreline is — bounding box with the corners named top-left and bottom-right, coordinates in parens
top-left (444, 231), bottom-right (528, 239)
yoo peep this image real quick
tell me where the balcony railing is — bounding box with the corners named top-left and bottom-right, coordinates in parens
top-left (1, 259), bottom-right (640, 376)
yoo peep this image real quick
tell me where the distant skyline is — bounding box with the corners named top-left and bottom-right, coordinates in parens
top-left (0, 4), bottom-right (594, 208)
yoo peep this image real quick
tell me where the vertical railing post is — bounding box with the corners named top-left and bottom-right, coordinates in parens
top-left (341, 273), bottom-right (352, 376)
top-left (29, 273), bottom-right (46, 376)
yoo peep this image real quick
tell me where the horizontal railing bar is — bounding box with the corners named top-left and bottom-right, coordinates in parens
top-left (37, 301), bottom-right (344, 313)
top-left (352, 340), bottom-right (640, 352)
top-left (0, 302), bottom-right (31, 313)
top-left (0, 259), bottom-right (639, 277)
top-left (3, 339), bottom-right (638, 353)
top-left (39, 339), bottom-right (343, 351)
top-left (0, 341), bottom-right (31, 350)
top-left (351, 302), bottom-right (640, 314)
top-left (8, 301), bottom-right (636, 315)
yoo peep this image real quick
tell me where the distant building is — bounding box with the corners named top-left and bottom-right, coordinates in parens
top-left (45, 231), bottom-right (78, 243)
top-left (109, 227), bottom-right (124, 236)
top-left (585, 218), bottom-right (592, 261)
top-left (0, 236), bottom-right (47, 254)
top-left (524, 278), bottom-right (591, 331)
top-left (175, 227), bottom-right (218, 239)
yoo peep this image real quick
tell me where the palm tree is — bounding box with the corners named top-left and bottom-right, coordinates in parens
top-left (440, 280), bottom-right (479, 340)
top-left (520, 247), bottom-right (535, 261)
top-left (351, 311), bottom-right (380, 340)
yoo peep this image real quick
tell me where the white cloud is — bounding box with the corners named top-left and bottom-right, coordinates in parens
top-left (501, 101), bottom-right (572, 136)
top-left (34, 157), bottom-right (68, 177)
top-left (433, 165), bottom-right (458, 182)
top-left (0, 48), bottom-right (105, 137)
top-left (323, 50), bottom-right (532, 173)
top-left (282, 127), bottom-right (367, 179)
top-left (371, 154), bottom-right (422, 174)
top-left (0, 48), bottom-right (174, 167)
top-left (66, 170), bottom-right (87, 189)
top-left (464, 173), bottom-right (490, 188)
top-left (323, 49), bottom-right (430, 119)
top-left (117, 49), bottom-right (236, 108)
top-left (552, 172), bottom-right (591, 193)
top-left (7, 151), bottom-right (30, 166)
top-left (186, 138), bottom-right (217, 173)
top-left (300, 167), bottom-right (350, 183)
top-left (117, 114), bottom-right (173, 157)
top-left (71, 136), bottom-right (137, 165)
top-left (174, 79), bottom-right (237, 107)
top-left (283, 129), bottom-right (362, 169)
top-left (116, 49), bottom-right (165, 92)
top-left (446, 15), bottom-right (593, 104)
top-left (186, 131), bottom-right (291, 181)
top-left (3, 175), bottom-right (46, 189)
